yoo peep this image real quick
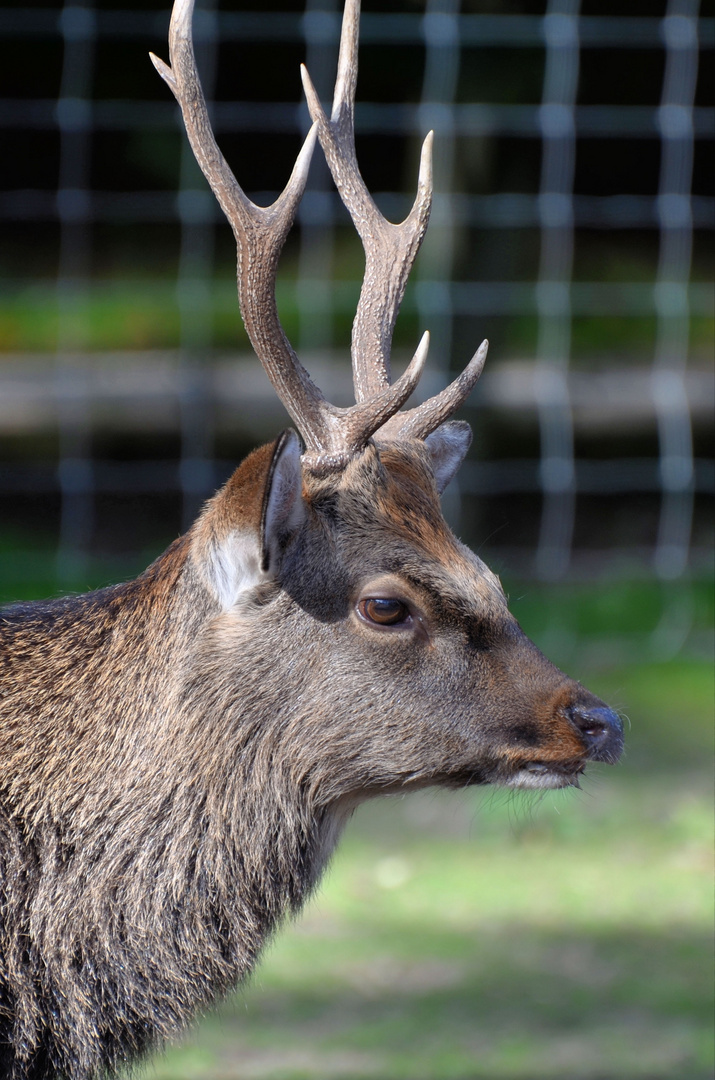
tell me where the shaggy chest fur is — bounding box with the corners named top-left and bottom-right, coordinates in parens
top-left (0, 670), bottom-right (339, 1079)
top-left (0, 560), bottom-right (338, 1079)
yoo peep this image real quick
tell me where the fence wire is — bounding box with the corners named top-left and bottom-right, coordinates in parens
top-left (0, 2), bottom-right (713, 632)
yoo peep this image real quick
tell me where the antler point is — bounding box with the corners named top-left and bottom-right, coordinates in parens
top-left (301, 65), bottom-right (325, 122)
top-left (149, 52), bottom-right (177, 91)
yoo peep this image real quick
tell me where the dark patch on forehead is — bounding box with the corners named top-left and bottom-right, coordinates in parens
top-left (376, 440), bottom-right (436, 490)
top-left (372, 444), bottom-right (450, 552)
top-left (305, 442), bottom-right (446, 551)
top-left (380, 494), bottom-right (447, 553)
top-left (299, 440), bottom-right (507, 626)
top-left (305, 488), bottom-right (341, 526)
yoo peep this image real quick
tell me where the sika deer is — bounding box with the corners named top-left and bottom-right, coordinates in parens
top-left (0, 1), bottom-right (623, 1077)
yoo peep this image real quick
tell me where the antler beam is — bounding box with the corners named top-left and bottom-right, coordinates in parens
top-left (151, 0), bottom-right (330, 450)
top-left (301, 2), bottom-right (433, 402)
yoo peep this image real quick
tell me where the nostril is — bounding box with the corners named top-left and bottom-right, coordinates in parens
top-left (569, 705), bottom-right (624, 764)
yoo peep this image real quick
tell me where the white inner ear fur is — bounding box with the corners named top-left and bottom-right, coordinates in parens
top-left (425, 421), bottom-right (473, 493)
top-left (202, 431), bottom-right (305, 611)
top-left (204, 530), bottom-right (264, 611)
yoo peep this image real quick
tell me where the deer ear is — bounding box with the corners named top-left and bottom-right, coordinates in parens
top-left (425, 421), bottom-right (472, 493)
top-left (195, 431), bottom-right (304, 609)
top-left (260, 429), bottom-right (305, 574)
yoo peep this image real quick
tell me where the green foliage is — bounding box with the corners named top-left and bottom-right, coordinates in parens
top-left (506, 576), bottom-right (713, 641)
top-left (589, 660), bottom-right (714, 773)
top-left (0, 281), bottom-right (245, 352)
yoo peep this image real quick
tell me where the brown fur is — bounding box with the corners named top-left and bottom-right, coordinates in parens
top-left (0, 435), bottom-right (620, 1080)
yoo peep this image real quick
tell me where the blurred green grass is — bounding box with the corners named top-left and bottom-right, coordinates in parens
top-left (1, 543), bottom-right (712, 1079)
top-left (136, 796), bottom-right (712, 1078)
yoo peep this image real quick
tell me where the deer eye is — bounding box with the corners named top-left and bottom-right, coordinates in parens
top-left (358, 598), bottom-right (411, 627)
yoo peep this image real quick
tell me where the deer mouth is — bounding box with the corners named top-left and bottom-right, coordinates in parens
top-left (505, 759), bottom-right (587, 790)
top-left (430, 757), bottom-right (587, 791)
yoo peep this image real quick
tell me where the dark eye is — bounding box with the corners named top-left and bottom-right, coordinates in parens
top-left (358, 598), bottom-right (410, 627)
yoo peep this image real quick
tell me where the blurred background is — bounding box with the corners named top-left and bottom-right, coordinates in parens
top-left (0, 0), bottom-right (713, 1077)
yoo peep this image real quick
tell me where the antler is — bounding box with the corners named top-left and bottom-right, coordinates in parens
top-left (301, 2), bottom-right (433, 402)
top-left (151, 0), bottom-right (426, 471)
top-left (302, 0), bottom-right (488, 441)
top-left (152, 0), bottom-right (486, 470)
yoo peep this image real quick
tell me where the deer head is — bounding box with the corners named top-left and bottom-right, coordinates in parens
top-left (148, 0), bottom-right (623, 798)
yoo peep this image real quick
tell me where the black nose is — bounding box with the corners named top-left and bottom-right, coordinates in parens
top-left (568, 705), bottom-right (624, 764)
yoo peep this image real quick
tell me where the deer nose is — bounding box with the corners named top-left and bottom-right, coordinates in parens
top-left (568, 705), bottom-right (624, 764)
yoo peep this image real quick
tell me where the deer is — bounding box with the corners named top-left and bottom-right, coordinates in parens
top-left (0, 1), bottom-right (624, 1078)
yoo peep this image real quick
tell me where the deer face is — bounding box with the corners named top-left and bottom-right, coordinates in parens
top-left (192, 432), bottom-right (622, 806)
top-left (161, 0), bottom-right (622, 810)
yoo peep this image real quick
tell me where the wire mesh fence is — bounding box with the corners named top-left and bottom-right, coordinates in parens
top-left (0, 0), bottom-right (713, 657)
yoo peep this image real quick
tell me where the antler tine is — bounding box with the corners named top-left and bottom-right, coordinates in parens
top-left (301, 0), bottom-right (433, 403)
top-left (380, 340), bottom-right (489, 443)
top-left (151, 0), bottom-right (335, 453)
